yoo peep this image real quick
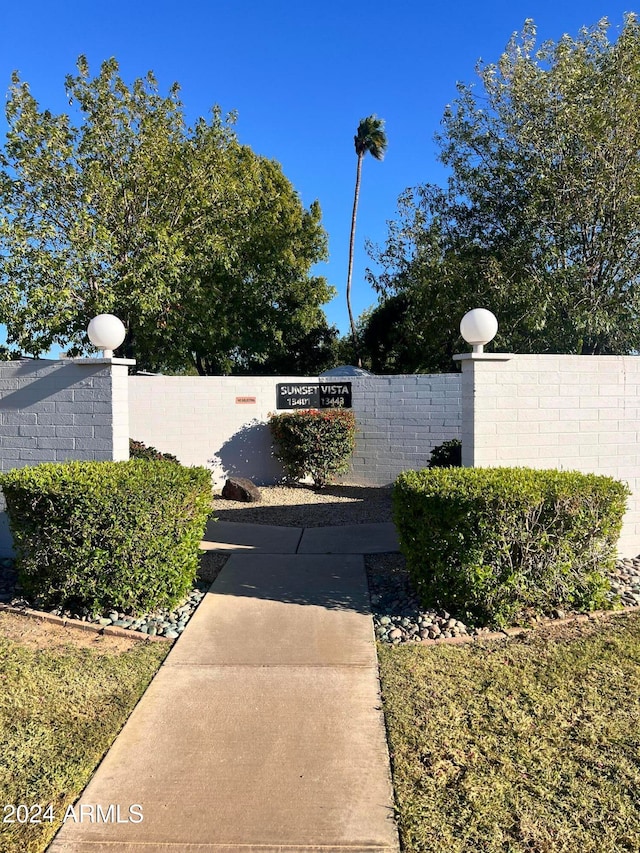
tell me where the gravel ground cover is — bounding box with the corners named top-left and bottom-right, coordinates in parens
top-left (367, 552), bottom-right (640, 643)
top-left (2, 484), bottom-right (639, 641)
top-left (213, 483), bottom-right (394, 527)
top-left (0, 558), bottom-right (210, 639)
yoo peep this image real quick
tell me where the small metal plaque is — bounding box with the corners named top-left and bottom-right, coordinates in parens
top-left (235, 396), bottom-right (256, 404)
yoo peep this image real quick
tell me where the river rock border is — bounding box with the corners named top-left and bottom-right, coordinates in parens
top-left (367, 552), bottom-right (640, 646)
top-left (0, 557), bottom-right (210, 642)
top-left (403, 606), bottom-right (640, 647)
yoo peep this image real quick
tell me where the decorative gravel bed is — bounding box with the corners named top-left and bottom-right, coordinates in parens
top-left (2, 484), bottom-right (639, 643)
top-left (213, 483), bottom-right (394, 527)
top-left (366, 553), bottom-right (473, 643)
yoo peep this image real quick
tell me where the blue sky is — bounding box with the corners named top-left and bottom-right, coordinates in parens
top-left (0, 0), bottom-right (635, 342)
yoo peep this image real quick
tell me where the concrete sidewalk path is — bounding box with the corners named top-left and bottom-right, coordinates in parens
top-left (49, 524), bottom-right (401, 852)
top-left (201, 519), bottom-right (399, 556)
top-left (298, 522), bottom-right (399, 555)
top-left (200, 519), bottom-right (303, 553)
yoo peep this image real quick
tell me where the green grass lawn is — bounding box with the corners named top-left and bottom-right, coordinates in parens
top-left (378, 612), bottom-right (640, 853)
top-left (0, 615), bottom-right (169, 853)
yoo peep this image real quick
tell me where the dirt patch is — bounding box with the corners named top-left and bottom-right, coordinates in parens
top-left (0, 610), bottom-right (147, 655)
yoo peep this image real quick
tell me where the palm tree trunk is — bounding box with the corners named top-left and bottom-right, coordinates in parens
top-left (346, 153), bottom-right (363, 366)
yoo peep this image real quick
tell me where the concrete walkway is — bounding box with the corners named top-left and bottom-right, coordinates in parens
top-left (49, 523), bottom-right (401, 852)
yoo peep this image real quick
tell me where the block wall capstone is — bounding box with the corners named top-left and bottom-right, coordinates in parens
top-left (456, 353), bottom-right (640, 557)
top-left (128, 373), bottom-right (463, 488)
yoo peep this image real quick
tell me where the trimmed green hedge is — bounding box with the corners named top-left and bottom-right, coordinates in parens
top-left (0, 460), bottom-right (213, 614)
top-left (269, 409), bottom-right (357, 487)
top-left (393, 467), bottom-right (629, 627)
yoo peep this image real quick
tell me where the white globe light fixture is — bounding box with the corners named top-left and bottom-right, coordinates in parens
top-left (87, 314), bottom-right (126, 358)
top-left (459, 308), bottom-right (498, 353)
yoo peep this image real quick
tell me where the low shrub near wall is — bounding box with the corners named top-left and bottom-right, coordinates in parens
top-left (268, 409), bottom-right (357, 487)
top-left (393, 467), bottom-right (630, 627)
top-left (428, 438), bottom-right (462, 468)
top-left (129, 438), bottom-right (179, 463)
top-left (0, 460), bottom-right (213, 614)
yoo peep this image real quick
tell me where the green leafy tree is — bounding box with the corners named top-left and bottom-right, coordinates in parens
top-left (367, 14), bottom-right (640, 369)
top-left (0, 57), bottom-right (334, 374)
top-left (362, 293), bottom-right (426, 374)
top-left (176, 153), bottom-right (333, 375)
top-left (254, 321), bottom-right (338, 376)
top-left (346, 115), bottom-right (387, 363)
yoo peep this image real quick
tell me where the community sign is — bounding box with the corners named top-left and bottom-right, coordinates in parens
top-left (276, 383), bottom-right (352, 409)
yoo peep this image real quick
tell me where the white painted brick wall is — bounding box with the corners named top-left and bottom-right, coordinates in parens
top-left (0, 358), bottom-right (132, 554)
top-left (345, 375), bottom-right (462, 485)
top-left (7, 352), bottom-right (638, 559)
top-left (0, 359), bottom-right (134, 470)
top-left (455, 353), bottom-right (640, 557)
top-left (111, 364), bottom-right (131, 461)
top-left (129, 373), bottom-right (462, 488)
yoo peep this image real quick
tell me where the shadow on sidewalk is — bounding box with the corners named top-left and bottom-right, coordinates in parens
top-left (209, 553), bottom-right (372, 615)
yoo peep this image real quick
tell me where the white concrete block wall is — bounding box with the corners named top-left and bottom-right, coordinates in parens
top-left (129, 375), bottom-right (316, 485)
top-left (0, 359), bottom-right (116, 470)
top-left (111, 363), bottom-right (131, 461)
top-left (345, 374), bottom-right (462, 485)
top-left (456, 353), bottom-right (640, 557)
top-left (4, 349), bottom-right (638, 559)
top-left (128, 373), bottom-right (462, 488)
top-left (0, 357), bottom-right (132, 555)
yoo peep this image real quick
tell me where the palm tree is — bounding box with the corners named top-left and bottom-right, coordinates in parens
top-left (346, 115), bottom-right (387, 364)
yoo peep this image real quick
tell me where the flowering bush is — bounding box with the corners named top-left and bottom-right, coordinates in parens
top-left (268, 409), bottom-right (357, 487)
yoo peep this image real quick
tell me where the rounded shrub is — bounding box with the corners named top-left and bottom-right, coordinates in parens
top-left (268, 409), bottom-right (357, 487)
top-left (393, 466), bottom-right (630, 627)
top-left (0, 460), bottom-right (213, 614)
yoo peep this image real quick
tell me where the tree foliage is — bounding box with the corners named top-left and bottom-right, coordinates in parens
top-left (0, 57), bottom-right (334, 374)
top-left (366, 14), bottom-right (640, 370)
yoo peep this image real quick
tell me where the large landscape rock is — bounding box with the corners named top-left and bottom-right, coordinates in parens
top-left (221, 477), bottom-right (262, 503)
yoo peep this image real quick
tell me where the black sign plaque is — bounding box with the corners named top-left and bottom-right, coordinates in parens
top-left (276, 382), bottom-right (352, 410)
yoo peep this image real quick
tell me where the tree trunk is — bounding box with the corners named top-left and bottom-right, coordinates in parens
top-left (347, 153), bottom-right (363, 367)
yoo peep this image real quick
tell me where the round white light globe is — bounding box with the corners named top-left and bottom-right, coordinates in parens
top-left (459, 308), bottom-right (498, 352)
top-left (87, 314), bottom-right (126, 357)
